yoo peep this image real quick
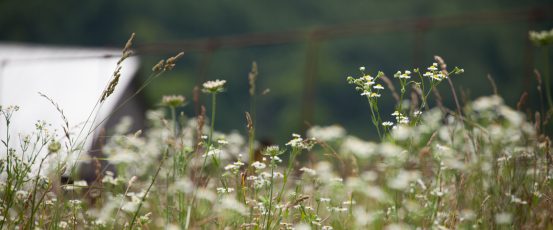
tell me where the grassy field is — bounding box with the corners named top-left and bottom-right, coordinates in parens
top-left (1, 31), bottom-right (553, 229)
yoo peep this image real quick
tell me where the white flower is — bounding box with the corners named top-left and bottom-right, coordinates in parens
top-left (363, 75), bottom-right (373, 81)
top-left (224, 163), bottom-right (240, 171)
top-left (388, 170), bottom-right (420, 190)
top-left (373, 84), bottom-right (384, 90)
top-left (58, 221), bottom-right (68, 229)
top-left (69, 199), bottom-right (82, 206)
top-left (369, 92), bottom-right (381, 98)
top-left (364, 81), bottom-right (375, 86)
top-left (299, 167), bottom-right (317, 176)
top-left (74, 180), bottom-right (88, 187)
top-left (428, 64), bottom-right (438, 71)
top-left (343, 200), bottom-right (356, 205)
top-left (359, 66), bottom-right (366, 71)
top-left (398, 71), bottom-right (411, 79)
top-left (319, 197), bottom-right (331, 203)
top-left (285, 134), bottom-right (313, 150)
top-left (251, 161), bottom-right (266, 170)
top-left (162, 95), bottom-right (186, 107)
top-left (510, 195), bottom-right (528, 205)
top-left (341, 136), bottom-right (377, 158)
top-left (270, 155), bottom-right (282, 163)
top-left (382, 121), bottom-right (394, 127)
top-left (216, 187), bottom-right (235, 194)
top-left (307, 125), bottom-right (346, 141)
top-left (398, 116), bottom-right (409, 124)
top-left (203, 148), bottom-right (221, 157)
top-left (202, 79), bottom-right (227, 93)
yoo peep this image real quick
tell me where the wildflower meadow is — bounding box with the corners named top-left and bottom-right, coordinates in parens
top-left (1, 30), bottom-right (553, 229)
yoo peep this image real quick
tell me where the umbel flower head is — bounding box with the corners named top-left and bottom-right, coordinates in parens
top-left (161, 95), bottom-right (186, 107)
top-left (202, 79), bottom-right (227, 94)
top-left (529, 28), bottom-right (553, 46)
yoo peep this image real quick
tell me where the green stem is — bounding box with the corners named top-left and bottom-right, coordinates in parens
top-left (266, 163), bottom-right (276, 229)
top-left (187, 92), bottom-right (220, 229)
top-left (129, 149), bottom-right (168, 230)
top-left (367, 98), bottom-right (382, 139)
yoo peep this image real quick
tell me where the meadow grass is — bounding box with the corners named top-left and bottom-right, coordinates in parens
top-left (1, 32), bottom-right (553, 229)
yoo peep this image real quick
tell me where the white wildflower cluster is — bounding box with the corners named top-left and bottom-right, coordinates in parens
top-left (203, 146), bottom-right (222, 158)
top-left (216, 187), bottom-right (235, 194)
top-left (422, 63), bottom-right (447, 81)
top-left (3, 60), bottom-right (552, 230)
top-left (394, 70), bottom-right (412, 79)
top-left (251, 161), bottom-right (266, 170)
top-left (391, 111), bottom-right (409, 125)
top-left (306, 125), bottom-right (346, 142)
top-left (299, 167), bottom-right (317, 176)
top-left (247, 175), bottom-right (270, 189)
top-left (285, 134), bottom-right (315, 150)
top-left (224, 160), bottom-right (244, 174)
top-left (340, 136), bottom-right (378, 159)
top-left (260, 171), bottom-right (284, 179)
top-left (346, 69), bottom-right (385, 98)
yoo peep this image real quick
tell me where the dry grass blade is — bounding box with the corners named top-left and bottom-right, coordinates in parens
top-left (517, 91), bottom-right (529, 111)
top-left (38, 92), bottom-right (71, 142)
top-left (249, 62), bottom-right (258, 96)
top-left (487, 74), bottom-right (498, 95)
top-left (380, 75), bottom-right (400, 102)
top-left (435, 55), bottom-right (463, 116)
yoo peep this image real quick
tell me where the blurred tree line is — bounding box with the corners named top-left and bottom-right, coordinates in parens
top-left (1, 0), bottom-right (552, 142)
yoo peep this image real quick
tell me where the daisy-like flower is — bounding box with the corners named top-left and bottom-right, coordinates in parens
top-left (286, 134), bottom-right (315, 150)
top-left (382, 121), bottom-right (394, 127)
top-left (161, 95), bottom-right (186, 107)
top-left (224, 161), bottom-right (244, 171)
top-left (399, 71), bottom-right (411, 79)
top-left (428, 63), bottom-right (438, 71)
top-left (364, 81), bottom-right (376, 86)
top-left (373, 84), bottom-right (384, 90)
top-left (202, 79), bottom-right (227, 93)
top-left (369, 92), bottom-right (381, 98)
top-left (359, 66), bottom-right (366, 71)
